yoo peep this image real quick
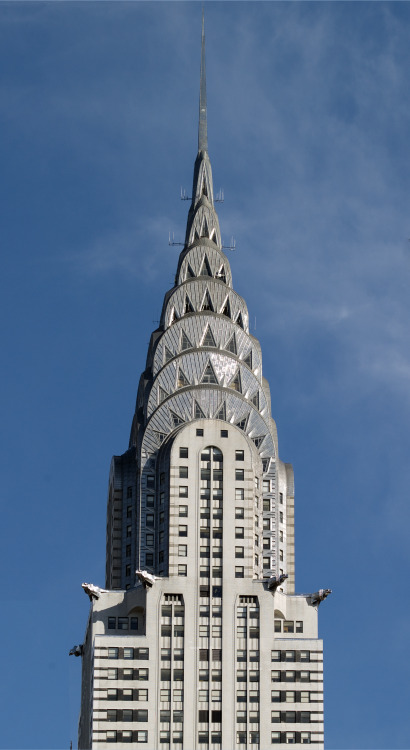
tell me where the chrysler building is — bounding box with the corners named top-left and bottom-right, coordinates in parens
top-left (76, 18), bottom-right (327, 750)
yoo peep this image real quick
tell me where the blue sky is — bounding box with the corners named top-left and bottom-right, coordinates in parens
top-left (1, 2), bottom-right (410, 748)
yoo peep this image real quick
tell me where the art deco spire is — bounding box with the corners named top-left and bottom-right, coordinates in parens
top-left (185, 12), bottom-right (219, 247)
top-left (198, 9), bottom-right (208, 153)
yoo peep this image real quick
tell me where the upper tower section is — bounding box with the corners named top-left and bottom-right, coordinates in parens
top-left (108, 16), bottom-right (295, 594)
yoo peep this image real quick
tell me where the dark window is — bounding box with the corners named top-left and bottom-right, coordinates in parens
top-left (127, 486), bottom-right (133, 499)
top-left (147, 475), bottom-right (155, 488)
top-left (179, 466), bottom-right (188, 478)
top-left (235, 469), bottom-right (244, 481)
top-left (220, 430), bottom-right (228, 438)
top-left (108, 617), bottom-right (116, 630)
top-left (118, 617), bottom-right (129, 630)
top-left (179, 447), bottom-right (188, 458)
top-left (235, 450), bottom-right (244, 461)
top-left (198, 710), bottom-right (208, 722)
top-left (136, 648), bottom-right (149, 660)
top-left (197, 429), bottom-right (204, 436)
top-left (136, 710), bottom-right (148, 722)
top-left (136, 669), bottom-right (148, 680)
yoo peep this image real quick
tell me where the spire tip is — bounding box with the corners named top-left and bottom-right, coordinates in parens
top-left (198, 8), bottom-right (208, 152)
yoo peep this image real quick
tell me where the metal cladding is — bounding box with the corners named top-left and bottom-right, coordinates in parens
top-left (130, 73), bottom-right (277, 472)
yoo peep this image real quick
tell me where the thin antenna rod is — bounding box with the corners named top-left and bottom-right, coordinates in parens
top-left (198, 8), bottom-right (208, 152)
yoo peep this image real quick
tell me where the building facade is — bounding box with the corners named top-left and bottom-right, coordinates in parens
top-left (77, 21), bottom-right (326, 750)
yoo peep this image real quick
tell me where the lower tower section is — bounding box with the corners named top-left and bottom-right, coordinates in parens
top-left (79, 422), bottom-right (324, 749)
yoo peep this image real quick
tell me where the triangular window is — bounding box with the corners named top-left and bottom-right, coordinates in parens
top-left (250, 391), bottom-right (259, 409)
top-left (181, 331), bottom-right (193, 352)
top-left (262, 459), bottom-right (270, 473)
top-left (201, 361), bottom-right (218, 385)
top-left (201, 290), bottom-right (214, 312)
top-left (202, 325), bottom-right (217, 348)
top-left (236, 414), bottom-right (249, 431)
top-left (177, 368), bottom-right (190, 389)
top-left (220, 297), bottom-right (231, 318)
top-left (158, 386), bottom-right (168, 404)
top-left (229, 369), bottom-right (242, 393)
top-left (154, 431), bottom-right (167, 445)
top-left (202, 177), bottom-right (208, 197)
top-left (252, 436), bottom-right (266, 449)
top-left (184, 295), bottom-right (194, 315)
top-left (194, 400), bottom-right (206, 419)
top-left (200, 256), bottom-right (212, 277)
top-left (194, 228), bottom-right (200, 240)
top-left (214, 402), bottom-right (226, 421)
top-left (187, 264), bottom-right (195, 279)
top-left (225, 334), bottom-right (237, 355)
top-left (164, 346), bottom-right (173, 364)
top-left (243, 350), bottom-right (252, 369)
top-left (236, 312), bottom-right (244, 329)
top-left (209, 228), bottom-right (216, 242)
top-left (216, 265), bottom-right (227, 283)
top-left (170, 410), bottom-right (185, 428)
top-left (169, 307), bottom-right (177, 325)
top-left (201, 218), bottom-right (210, 239)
